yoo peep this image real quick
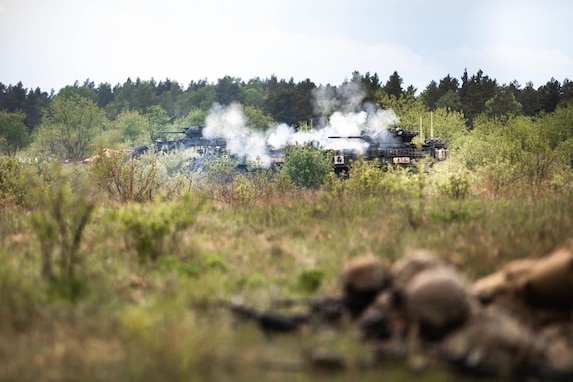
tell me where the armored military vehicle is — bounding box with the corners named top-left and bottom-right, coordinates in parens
top-left (154, 125), bottom-right (227, 154)
top-left (329, 126), bottom-right (448, 174)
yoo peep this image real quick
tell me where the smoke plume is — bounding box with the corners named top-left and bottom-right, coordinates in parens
top-left (203, 84), bottom-right (400, 167)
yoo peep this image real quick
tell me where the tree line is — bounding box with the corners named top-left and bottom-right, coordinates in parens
top-left (0, 69), bottom-right (572, 158)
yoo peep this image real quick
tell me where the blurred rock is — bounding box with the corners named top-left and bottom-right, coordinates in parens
top-left (403, 266), bottom-right (471, 340)
top-left (340, 255), bottom-right (390, 318)
top-left (439, 305), bottom-right (549, 379)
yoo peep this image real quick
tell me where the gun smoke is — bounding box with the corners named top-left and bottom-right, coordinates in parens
top-left (202, 83), bottom-right (400, 167)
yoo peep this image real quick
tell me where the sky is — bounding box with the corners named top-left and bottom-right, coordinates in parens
top-left (1, 0), bottom-right (572, 94)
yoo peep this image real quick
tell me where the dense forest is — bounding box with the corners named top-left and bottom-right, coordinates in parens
top-left (1, 69), bottom-right (572, 160)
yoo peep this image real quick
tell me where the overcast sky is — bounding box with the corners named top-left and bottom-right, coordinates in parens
top-left (1, 0), bottom-right (572, 94)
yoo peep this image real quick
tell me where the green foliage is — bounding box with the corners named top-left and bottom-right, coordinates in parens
top-left (426, 108), bottom-right (468, 150)
top-left (57, 81), bottom-right (99, 104)
top-left (196, 155), bottom-right (295, 204)
top-left (428, 200), bottom-right (484, 224)
top-left (176, 82), bottom-right (217, 114)
top-left (338, 159), bottom-right (425, 199)
top-left (2, 154), bottom-right (573, 380)
top-left (231, 164), bottom-right (295, 205)
top-left (32, 94), bottom-right (107, 160)
top-left (28, 163), bottom-right (95, 301)
top-left (344, 158), bottom-right (387, 197)
top-left (152, 150), bottom-right (199, 199)
top-left (296, 268), bottom-right (324, 294)
top-left (95, 125), bottom-right (123, 149)
top-left (216, 76), bottom-right (242, 105)
top-left (541, 107), bottom-right (573, 151)
top-left (91, 148), bottom-right (159, 202)
top-left (435, 89), bottom-right (462, 112)
top-left (517, 122), bottom-right (557, 188)
top-left (475, 159), bottom-right (524, 198)
top-left (383, 71), bottom-right (404, 98)
top-left (228, 173), bottom-right (256, 203)
top-left (437, 172), bottom-right (471, 200)
top-left (241, 82), bottom-right (265, 107)
top-left (460, 69), bottom-right (498, 127)
top-left (0, 248), bottom-right (40, 312)
top-left (485, 89), bottom-right (522, 117)
top-left (4, 72), bottom-right (573, 154)
top-left (156, 256), bottom-right (200, 277)
top-left (555, 137), bottom-right (573, 168)
top-left (284, 143), bottom-right (333, 189)
top-left (242, 105), bottom-right (275, 130)
top-left (145, 105), bottom-right (171, 142)
top-left (199, 154), bottom-right (243, 202)
top-left (114, 194), bottom-right (202, 263)
top-left (549, 166), bottom-right (573, 197)
top-left (377, 92), bottom-right (424, 131)
top-left (0, 111), bottom-right (31, 155)
top-left (114, 109), bottom-right (150, 147)
top-left (0, 157), bottom-right (28, 207)
top-left (178, 108), bottom-right (207, 128)
top-left (458, 115), bottom-right (562, 193)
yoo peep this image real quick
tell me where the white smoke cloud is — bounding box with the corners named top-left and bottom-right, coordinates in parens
top-left (267, 123), bottom-right (295, 149)
top-left (204, 102), bottom-right (274, 166)
top-left (204, 86), bottom-right (401, 167)
top-left (311, 81), bottom-right (366, 117)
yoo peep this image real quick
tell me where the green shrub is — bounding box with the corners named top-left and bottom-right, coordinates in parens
top-left (475, 159), bottom-right (520, 198)
top-left (200, 154), bottom-right (242, 202)
top-left (550, 168), bottom-right (573, 197)
top-left (321, 171), bottom-right (346, 196)
top-left (345, 158), bottom-right (385, 197)
top-left (114, 194), bottom-right (203, 264)
top-left (296, 268), bottom-right (324, 294)
top-left (156, 256), bottom-right (200, 277)
top-left (231, 164), bottom-right (295, 205)
top-left (283, 143), bottom-right (333, 189)
top-left (340, 160), bottom-right (427, 201)
top-left (90, 147), bottom-right (159, 202)
top-left (197, 155), bottom-right (295, 204)
top-left (0, 157), bottom-right (28, 207)
top-left (437, 172), bottom-right (471, 200)
top-left (28, 162), bottom-right (95, 301)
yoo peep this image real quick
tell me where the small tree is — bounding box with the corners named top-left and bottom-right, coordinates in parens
top-left (243, 105), bottom-right (275, 131)
top-left (32, 94), bottom-right (106, 160)
top-left (146, 105), bottom-right (171, 142)
top-left (0, 111), bottom-right (31, 155)
top-left (485, 89), bottom-right (523, 117)
top-left (28, 163), bottom-right (95, 300)
top-left (115, 109), bottom-right (149, 147)
top-left (283, 143), bottom-right (333, 189)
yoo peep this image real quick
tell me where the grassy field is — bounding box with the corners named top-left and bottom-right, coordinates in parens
top-left (1, 154), bottom-right (572, 381)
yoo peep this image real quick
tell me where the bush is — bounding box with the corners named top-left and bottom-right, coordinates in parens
top-left (475, 159), bottom-right (521, 198)
top-left (296, 268), bottom-right (324, 294)
top-left (283, 143), bottom-right (333, 189)
top-left (0, 157), bottom-right (28, 207)
top-left (114, 194), bottom-right (203, 264)
top-left (199, 154), bottom-right (242, 202)
top-left (231, 164), bottom-right (295, 205)
top-left (437, 172), bottom-right (471, 200)
top-left (340, 160), bottom-right (427, 200)
top-left (27, 162), bottom-right (95, 301)
top-left (90, 147), bottom-right (159, 202)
